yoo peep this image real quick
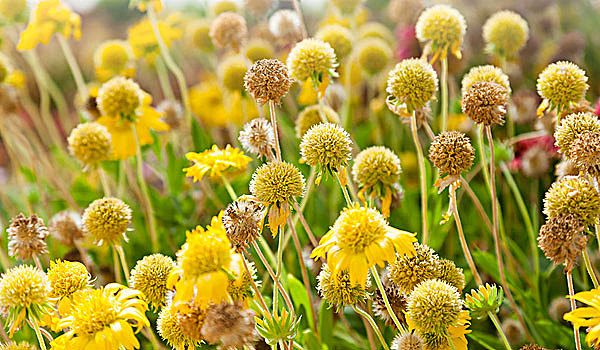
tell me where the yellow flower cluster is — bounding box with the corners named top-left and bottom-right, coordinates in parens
top-left (17, 0), bottom-right (81, 51)
top-left (128, 15), bottom-right (182, 64)
top-left (184, 144), bottom-right (252, 182)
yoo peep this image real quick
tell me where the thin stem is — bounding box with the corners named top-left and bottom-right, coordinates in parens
top-left (147, 6), bottom-right (192, 128)
top-left (31, 317), bottom-right (47, 350)
top-left (268, 101), bottom-right (282, 161)
top-left (450, 185), bottom-right (483, 285)
top-left (335, 172), bottom-right (352, 207)
top-left (98, 166), bottom-right (112, 196)
top-left (118, 160), bottom-right (126, 198)
top-left (115, 244), bottom-right (130, 282)
top-left (221, 175), bottom-right (238, 201)
top-left (566, 270), bottom-right (582, 350)
top-left (478, 125), bottom-right (492, 194)
top-left (370, 267), bottom-right (406, 332)
top-left (0, 325), bottom-right (9, 343)
top-left (485, 126), bottom-right (533, 342)
top-left (273, 227), bottom-right (284, 313)
top-left (57, 35), bottom-right (87, 100)
top-left (112, 245), bottom-right (122, 283)
top-left (292, 200), bottom-right (318, 247)
top-left (410, 110), bottom-right (429, 242)
top-left (32, 254), bottom-right (43, 271)
top-left (132, 124), bottom-right (159, 252)
top-left (489, 312), bottom-right (512, 350)
top-left (352, 306), bottom-right (390, 350)
top-left (154, 57), bottom-right (175, 100)
top-left (142, 327), bottom-right (164, 350)
top-left (241, 254), bottom-right (271, 316)
top-left (582, 247), bottom-right (599, 288)
top-left (440, 57), bottom-right (448, 133)
top-left (291, 0), bottom-right (308, 38)
top-left (596, 223), bottom-right (600, 254)
top-left (460, 176), bottom-right (493, 234)
top-left (446, 332), bottom-right (456, 350)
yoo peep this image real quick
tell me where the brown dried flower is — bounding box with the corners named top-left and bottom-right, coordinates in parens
top-left (7, 213), bottom-right (49, 261)
top-left (538, 213), bottom-right (587, 271)
top-left (462, 81), bottom-right (508, 126)
top-left (428, 131), bottom-right (475, 176)
top-left (222, 200), bottom-right (264, 251)
top-left (372, 274), bottom-right (407, 326)
top-left (48, 210), bottom-right (84, 246)
top-left (570, 131), bottom-right (600, 171)
top-left (209, 12), bottom-right (248, 52)
top-left (177, 301), bottom-right (208, 342)
top-left (244, 59), bottom-right (291, 105)
top-left (201, 301), bottom-right (257, 349)
top-left (239, 118), bottom-right (276, 159)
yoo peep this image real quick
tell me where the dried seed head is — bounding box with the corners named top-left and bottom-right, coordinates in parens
top-left (483, 10), bottom-right (529, 58)
top-left (239, 118), bottom-right (276, 159)
top-left (177, 301), bottom-right (208, 341)
top-left (428, 131), bottom-right (475, 176)
top-left (392, 332), bottom-right (424, 350)
top-left (157, 99), bottom-right (184, 130)
top-left (352, 146), bottom-right (402, 190)
top-left (209, 12), bottom-right (248, 51)
top-left (386, 58), bottom-right (438, 113)
top-left (520, 145), bottom-right (551, 178)
top-left (356, 38), bottom-right (392, 75)
top-left (300, 122), bottom-right (352, 173)
top-left (268, 9), bottom-right (302, 47)
top-left (158, 305), bottom-right (197, 350)
top-left (82, 197), bottom-right (132, 245)
top-left (372, 274), bottom-right (406, 326)
top-left (406, 279), bottom-right (463, 333)
top-left (461, 65), bottom-right (511, 96)
top-left (416, 5), bottom-right (466, 55)
top-left (538, 213), bottom-right (587, 271)
top-left (287, 38), bottom-right (337, 82)
top-left (201, 301), bottom-right (257, 348)
top-left (555, 157), bottom-right (579, 179)
top-left (543, 176), bottom-right (600, 226)
top-left (549, 297), bottom-right (571, 322)
top-left (554, 112), bottom-right (600, 161)
top-left (316, 24), bottom-right (353, 61)
top-left (250, 161), bottom-right (305, 205)
top-left (537, 61), bottom-right (588, 112)
top-left (296, 104), bottom-right (340, 138)
top-left (520, 345), bottom-right (547, 350)
top-left (219, 55), bottom-right (248, 92)
top-left (7, 213), bottom-right (49, 261)
top-left (502, 319), bottom-right (525, 346)
top-left (48, 210), bottom-right (84, 246)
top-left (244, 59), bottom-right (291, 105)
top-left (462, 81), bottom-right (509, 126)
top-left (67, 122), bottom-right (112, 166)
top-left (388, 243), bottom-right (439, 294)
top-left (130, 254), bottom-right (175, 310)
top-left (569, 131), bottom-right (600, 170)
top-left (317, 265), bottom-right (369, 311)
top-left (223, 200), bottom-right (264, 251)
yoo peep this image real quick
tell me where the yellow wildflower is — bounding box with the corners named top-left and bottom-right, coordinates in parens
top-left (189, 78), bottom-right (258, 126)
top-left (17, 0), bottom-right (81, 51)
top-left (564, 288), bottom-right (600, 346)
top-left (128, 15), bottom-right (182, 64)
top-left (184, 144), bottom-right (251, 182)
top-left (94, 40), bottom-right (136, 83)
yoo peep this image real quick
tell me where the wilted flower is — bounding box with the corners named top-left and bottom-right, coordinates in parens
top-left (538, 213), bottom-right (587, 271)
top-left (483, 10), bottom-right (529, 58)
top-left (536, 61), bottom-right (589, 116)
top-left (130, 254), bottom-right (175, 311)
top-left (549, 297), bottom-right (571, 322)
top-left (462, 81), bottom-right (509, 126)
top-left (372, 274), bottom-right (406, 326)
top-left (244, 58), bottom-right (291, 105)
top-left (7, 213), bottom-right (49, 262)
top-left (391, 332), bottom-right (424, 350)
top-left (268, 9), bottom-right (303, 47)
top-left (210, 12), bottom-right (248, 52)
top-left (436, 258), bottom-right (465, 292)
top-left (317, 266), bottom-right (369, 311)
top-left (48, 210), bottom-right (85, 247)
top-left (222, 200), bottom-right (264, 251)
top-left (184, 145), bottom-right (252, 182)
top-left (239, 118), bottom-right (276, 160)
top-left (201, 302), bottom-right (257, 348)
top-left (415, 4), bottom-right (466, 61)
top-left (157, 305), bottom-right (198, 350)
top-left (82, 197), bottom-right (132, 246)
top-left (502, 319), bottom-right (525, 346)
top-left (157, 99), bottom-right (184, 130)
top-left (386, 58), bottom-right (437, 116)
top-left (428, 131), bottom-right (475, 180)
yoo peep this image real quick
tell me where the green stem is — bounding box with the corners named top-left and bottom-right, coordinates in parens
top-left (582, 247), bottom-right (599, 288)
top-left (31, 317), bottom-right (47, 350)
top-left (112, 245), bottom-right (122, 283)
top-left (241, 254), bottom-right (271, 316)
top-left (335, 172), bottom-right (352, 207)
top-left (273, 226), bottom-right (284, 313)
top-left (477, 125), bottom-right (492, 194)
top-left (440, 57), bottom-right (448, 133)
top-left (221, 175), bottom-right (238, 201)
top-left (489, 312), bottom-right (512, 350)
top-left (57, 35), bottom-right (87, 101)
top-left (566, 270), bottom-right (583, 350)
top-left (450, 185), bottom-right (483, 285)
top-left (269, 101), bottom-right (282, 161)
top-left (446, 332), bottom-right (456, 350)
top-left (118, 160), bottom-right (126, 198)
top-left (352, 306), bottom-right (390, 350)
top-left (115, 244), bottom-right (130, 282)
top-left (154, 56), bottom-right (175, 100)
top-left (410, 110), bottom-right (429, 243)
top-left (98, 166), bottom-right (111, 196)
top-left (147, 7), bottom-right (192, 129)
top-left (370, 267), bottom-right (406, 332)
top-left (132, 125), bottom-right (159, 252)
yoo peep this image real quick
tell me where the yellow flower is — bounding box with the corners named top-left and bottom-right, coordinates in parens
top-left (407, 310), bottom-right (471, 350)
top-left (17, 0), bottom-right (81, 51)
top-left (94, 40), bottom-right (136, 83)
top-left (311, 205), bottom-right (417, 284)
top-left (50, 284), bottom-right (149, 350)
top-left (168, 213), bottom-right (233, 308)
top-left (184, 144), bottom-right (251, 182)
top-left (131, 0), bottom-right (162, 12)
top-left (189, 78), bottom-right (258, 126)
top-left (128, 15), bottom-right (182, 64)
top-left (97, 91), bottom-right (169, 160)
top-left (564, 288), bottom-right (600, 346)
top-left (0, 0), bottom-right (27, 22)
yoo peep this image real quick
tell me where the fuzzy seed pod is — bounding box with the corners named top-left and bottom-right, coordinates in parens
top-left (538, 213), bottom-right (587, 271)
top-left (209, 12), bottom-right (248, 51)
top-left (428, 131), bottom-right (475, 176)
top-left (7, 213), bottom-right (49, 261)
top-left (462, 81), bottom-right (509, 126)
top-left (244, 59), bottom-right (291, 105)
top-left (222, 200), bottom-right (264, 251)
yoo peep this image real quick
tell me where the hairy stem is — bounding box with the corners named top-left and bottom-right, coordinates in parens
top-left (410, 110), bottom-right (429, 243)
top-left (370, 267), bottom-right (406, 332)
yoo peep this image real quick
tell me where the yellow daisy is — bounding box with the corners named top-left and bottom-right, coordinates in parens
top-left (311, 205), bottom-right (417, 284)
top-left (50, 283), bottom-right (149, 350)
top-left (17, 0), bottom-right (81, 51)
top-left (407, 310), bottom-right (471, 350)
top-left (184, 144), bottom-right (251, 182)
top-left (128, 15), bottom-right (182, 64)
top-left (564, 288), bottom-right (600, 346)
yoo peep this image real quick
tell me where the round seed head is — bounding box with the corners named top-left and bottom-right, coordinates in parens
top-left (317, 265), bottom-right (369, 311)
top-left (157, 99), bottom-right (184, 130)
top-left (316, 24), bottom-right (353, 61)
top-left (48, 210), bottom-right (85, 246)
top-left (130, 254), bottom-right (175, 310)
top-left (521, 146), bottom-right (551, 178)
top-left (537, 61), bottom-right (588, 112)
top-left (356, 38), bottom-right (392, 75)
top-left (372, 274), bottom-right (406, 326)
top-left (538, 213), bottom-right (587, 271)
top-left (7, 213), bottom-right (49, 261)
top-left (436, 258), bottom-right (465, 292)
top-left (461, 81), bottom-right (509, 126)
top-left (428, 131), bottom-right (475, 176)
top-left (569, 131), bottom-right (600, 170)
top-left (386, 58), bottom-right (438, 113)
top-left (352, 146), bottom-right (402, 190)
top-left (461, 65), bottom-right (511, 96)
top-left (502, 319), bottom-right (525, 346)
top-left (406, 279), bottom-right (463, 333)
top-left (300, 122), bottom-right (352, 172)
top-left (549, 297), bottom-right (571, 322)
top-left (392, 332), bottom-right (424, 350)
top-left (415, 5), bottom-right (466, 55)
top-left (239, 118), bottom-right (276, 159)
top-left (201, 301), bottom-right (257, 348)
top-left (209, 12), bottom-right (248, 51)
top-left (268, 9), bottom-right (303, 47)
top-left (97, 76), bottom-right (142, 119)
top-left (543, 176), bottom-right (600, 226)
top-left (68, 122), bottom-right (112, 166)
top-left (250, 161), bottom-right (305, 205)
top-left (158, 305), bottom-right (197, 350)
top-left (176, 301), bottom-right (208, 341)
top-left (554, 112), bottom-right (600, 160)
top-left (218, 55), bottom-right (248, 92)
top-left (244, 59), bottom-right (291, 105)
top-left (82, 197), bottom-right (132, 245)
top-left (222, 200), bottom-right (264, 251)
top-left (47, 260), bottom-right (91, 299)
top-left (287, 38), bottom-right (337, 82)
top-left (296, 104), bottom-right (340, 138)
top-left (483, 10), bottom-right (529, 58)
top-left (0, 265), bottom-right (49, 320)
top-left (388, 243), bottom-right (439, 293)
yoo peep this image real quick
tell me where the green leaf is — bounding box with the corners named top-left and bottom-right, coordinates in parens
top-left (288, 273), bottom-right (315, 332)
top-left (166, 143), bottom-right (185, 194)
top-left (318, 301), bottom-right (334, 346)
top-left (467, 331), bottom-right (505, 350)
top-left (191, 118), bottom-right (211, 151)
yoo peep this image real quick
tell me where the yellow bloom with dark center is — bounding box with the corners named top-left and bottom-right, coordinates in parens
top-left (47, 260), bottom-right (91, 299)
top-left (356, 38), bottom-right (392, 75)
top-left (311, 205), bottom-right (417, 284)
top-left (157, 304), bottom-right (198, 350)
top-left (416, 4), bottom-right (466, 62)
top-left (316, 24), bottom-right (353, 61)
top-left (564, 288), bottom-right (600, 347)
top-left (0, 265), bottom-right (51, 336)
top-left (184, 144), bottom-right (251, 182)
top-left (50, 284), bottom-right (149, 350)
top-left (128, 16), bottom-right (182, 64)
top-left (387, 58), bottom-right (438, 115)
top-left (82, 197), bottom-right (132, 246)
top-left (543, 176), bottom-right (600, 227)
top-left (94, 40), bottom-right (136, 83)
top-left (129, 254), bottom-right (175, 311)
top-left (168, 213), bottom-right (233, 308)
top-left (536, 61), bottom-right (588, 116)
top-left (287, 38), bottom-right (338, 85)
top-left (317, 265), bottom-right (369, 311)
top-left (483, 10), bottom-right (528, 58)
top-left (17, 0), bottom-right (81, 51)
